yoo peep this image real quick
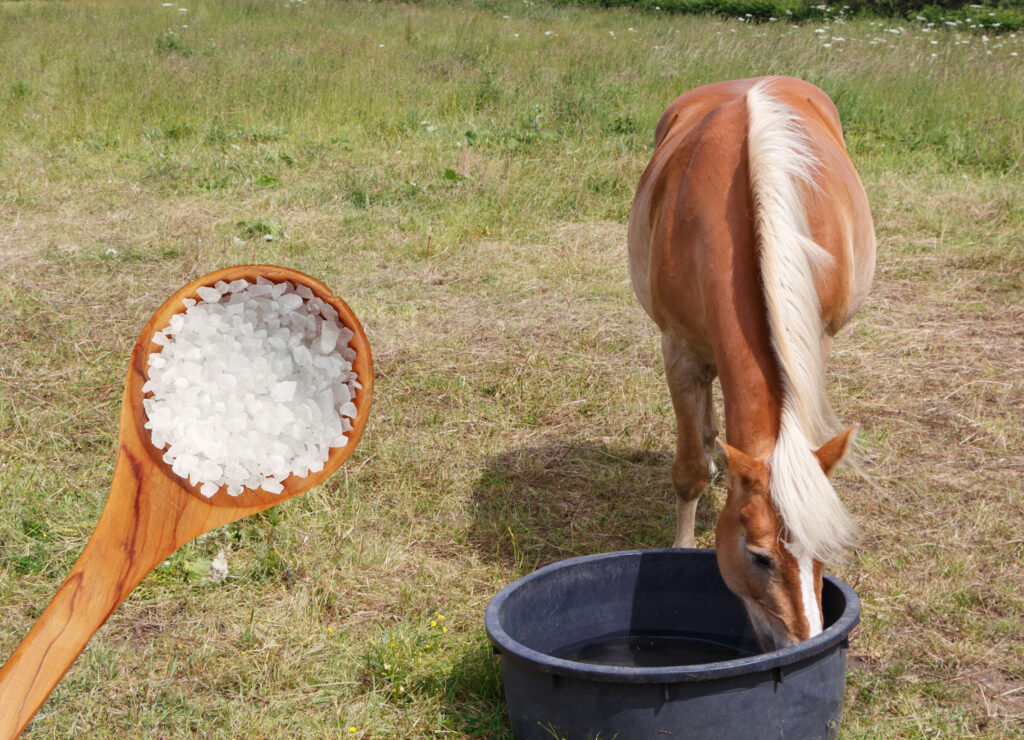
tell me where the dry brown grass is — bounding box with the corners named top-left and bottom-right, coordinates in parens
top-left (824, 171), bottom-right (1024, 735)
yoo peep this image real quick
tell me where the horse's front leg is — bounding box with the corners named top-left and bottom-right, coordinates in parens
top-left (662, 334), bottom-right (718, 548)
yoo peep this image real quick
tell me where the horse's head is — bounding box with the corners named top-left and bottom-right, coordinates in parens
top-left (713, 427), bottom-right (855, 651)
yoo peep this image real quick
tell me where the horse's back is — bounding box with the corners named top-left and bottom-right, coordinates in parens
top-left (628, 76), bottom-right (875, 353)
top-left (654, 77), bottom-right (843, 153)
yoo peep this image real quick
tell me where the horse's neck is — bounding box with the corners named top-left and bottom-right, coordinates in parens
top-left (703, 210), bottom-right (784, 460)
top-left (714, 320), bottom-right (783, 461)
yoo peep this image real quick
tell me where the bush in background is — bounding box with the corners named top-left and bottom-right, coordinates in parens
top-left (554, 0), bottom-right (1024, 28)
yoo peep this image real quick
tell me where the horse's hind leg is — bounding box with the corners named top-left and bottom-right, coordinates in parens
top-left (662, 333), bottom-right (717, 548)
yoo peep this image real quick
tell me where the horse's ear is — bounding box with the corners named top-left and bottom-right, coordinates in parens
top-left (814, 425), bottom-right (857, 477)
top-left (716, 437), bottom-right (766, 487)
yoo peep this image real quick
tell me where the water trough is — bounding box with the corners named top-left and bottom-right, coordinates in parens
top-left (485, 548), bottom-right (860, 740)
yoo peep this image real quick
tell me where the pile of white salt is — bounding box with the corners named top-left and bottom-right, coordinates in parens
top-left (142, 276), bottom-right (360, 497)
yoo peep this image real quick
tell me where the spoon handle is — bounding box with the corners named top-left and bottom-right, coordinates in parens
top-left (0, 443), bottom-right (241, 739)
top-left (0, 456), bottom-right (167, 738)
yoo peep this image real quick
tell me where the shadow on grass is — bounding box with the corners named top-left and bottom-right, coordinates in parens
top-left (468, 440), bottom-right (720, 574)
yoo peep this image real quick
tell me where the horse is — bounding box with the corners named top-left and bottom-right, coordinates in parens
top-left (627, 77), bottom-right (876, 651)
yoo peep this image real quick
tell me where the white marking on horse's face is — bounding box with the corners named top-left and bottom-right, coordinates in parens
top-left (784, 541), bottom-right (822, 638)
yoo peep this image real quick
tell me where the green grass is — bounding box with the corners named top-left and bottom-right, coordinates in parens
top-left (1, 0), bottom-right (1022, 737)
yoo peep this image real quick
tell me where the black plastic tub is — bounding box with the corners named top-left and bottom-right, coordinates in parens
top-left (485, 549), bottom-right (860, 740)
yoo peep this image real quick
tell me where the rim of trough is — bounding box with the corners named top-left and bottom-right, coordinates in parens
top-left (484, 548), bottom-right (861, 684)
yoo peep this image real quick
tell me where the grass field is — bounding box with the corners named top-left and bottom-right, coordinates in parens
top-left (1, 0), bottom-right (1022, 737)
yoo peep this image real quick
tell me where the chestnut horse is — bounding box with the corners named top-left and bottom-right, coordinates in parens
top-left (628, 77), bottom-right (875, 650)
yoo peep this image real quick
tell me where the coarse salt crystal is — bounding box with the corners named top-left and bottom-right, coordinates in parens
top-left (271, 380), bottom-right (297, 402)
top-left (196, 286), bottom-right (221, 302)
top-left (320, 303), bottom-right (339, 322)
top-left (261, 479), bottom-right (284, 494)
top-left (320, 319), bottom-right (340, 353)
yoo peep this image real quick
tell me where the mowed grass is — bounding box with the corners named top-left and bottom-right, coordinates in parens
top-left (1, 0), bottom-right (1022, 737)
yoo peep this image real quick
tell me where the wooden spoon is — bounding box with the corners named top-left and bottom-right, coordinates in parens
top-left (0, 265), bottom-right (373, 739)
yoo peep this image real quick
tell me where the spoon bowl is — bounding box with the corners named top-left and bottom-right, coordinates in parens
top-left (129, 264), bottom-right (374, 508)
top-left (0, 265), bottom-right (373, 739)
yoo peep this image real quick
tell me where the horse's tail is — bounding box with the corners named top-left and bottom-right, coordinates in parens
top-left (745, 79), bottom-right (856, 564)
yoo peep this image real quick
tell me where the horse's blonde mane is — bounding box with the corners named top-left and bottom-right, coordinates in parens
top-left (745, 79), bottom-right (856, 564)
